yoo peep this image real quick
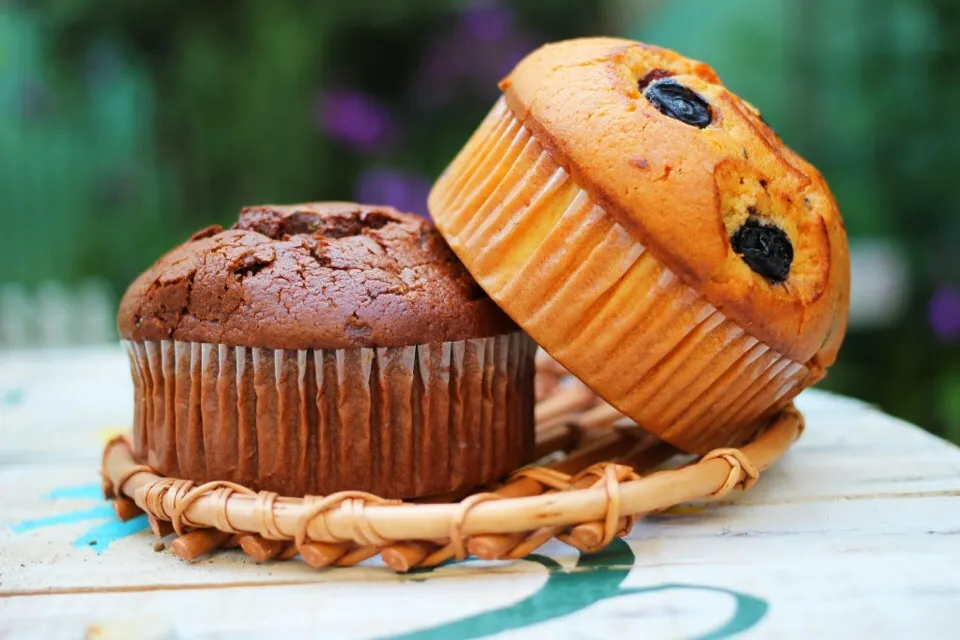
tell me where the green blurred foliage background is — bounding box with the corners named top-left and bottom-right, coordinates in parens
top-left (1, 0), bottom-right (958, 442)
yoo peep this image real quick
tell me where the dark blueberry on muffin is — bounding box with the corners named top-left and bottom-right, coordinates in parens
top-left (643, 79), bottom-right (712, 128)
top-left (731, 218), bottom-right (794, 283)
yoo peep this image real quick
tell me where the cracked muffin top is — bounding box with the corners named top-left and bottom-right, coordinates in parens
top-left (499, 37), bottom-right (849, 368)
top-left (117, 202), bottom-right (518, 349)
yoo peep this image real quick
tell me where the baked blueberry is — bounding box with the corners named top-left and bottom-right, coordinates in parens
top-left (731, 218), bottom-right (793, 283)
top-left (644, 79), bottom-right (712, 128)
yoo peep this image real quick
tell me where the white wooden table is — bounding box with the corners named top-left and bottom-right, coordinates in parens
top-left (1, 345), bottom-right (958, 639)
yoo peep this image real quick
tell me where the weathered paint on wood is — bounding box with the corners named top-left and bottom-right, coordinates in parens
top-left (1, 346), bottom-right (959, 639)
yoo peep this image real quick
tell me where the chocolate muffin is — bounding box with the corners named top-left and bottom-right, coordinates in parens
top-left (117, 202), bottom-right (536, 499)
top-left (428, 38), bottom-right (850, 453)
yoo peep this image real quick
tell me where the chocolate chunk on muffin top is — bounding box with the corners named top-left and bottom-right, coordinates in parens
top-left (118, 202), bottom-right (518, 349)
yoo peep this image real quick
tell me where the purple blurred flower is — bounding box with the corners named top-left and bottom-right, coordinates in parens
top-left (496, 41), bottom-right (536, 79)
top-left (355, 167), bottom-right (432, 219)
top-left (929, 287), bottom-right (960, 343)
top-left (412, 1), bottom-right (537, 109)
top-left (316, 88), bottom-right (395, 154)
top-left (461, 2), bottom-right (513, 42)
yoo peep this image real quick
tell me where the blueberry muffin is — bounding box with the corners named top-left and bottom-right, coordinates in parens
top-left (118, 203), bottom-right (536, 498)
top-left (427, 38), bottom-right (849, 452)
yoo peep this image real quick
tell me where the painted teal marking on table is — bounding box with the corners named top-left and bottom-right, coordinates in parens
top-left (73, 514), bottom-right (149, 553)
top-left (9, 482), bottom-right (149, 552)
top-left (388, 539), bottom-right (767, 640)
top-left (1, 387), bottom-right (24, 406)
top-left (46, 483), bottom-right (104, 500)
top-left (12, 504), bottom-right (116, 533)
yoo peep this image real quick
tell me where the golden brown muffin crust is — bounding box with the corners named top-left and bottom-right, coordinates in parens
top-left (501, 37), bottom-right (849, 367)
top-left (118, 202), bottom-right (518, 349)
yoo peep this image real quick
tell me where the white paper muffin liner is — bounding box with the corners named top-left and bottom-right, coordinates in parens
top-left (428, 97), bottom-right (815, 452)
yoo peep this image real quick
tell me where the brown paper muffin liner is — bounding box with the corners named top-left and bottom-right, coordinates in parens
top-left (123, 332), bottom-right (536, 499)
top-left (428, 98), bottom-right (815, 453)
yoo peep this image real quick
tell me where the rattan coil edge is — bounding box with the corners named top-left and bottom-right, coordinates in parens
top-left (101, 401), bottom-right (802, 570)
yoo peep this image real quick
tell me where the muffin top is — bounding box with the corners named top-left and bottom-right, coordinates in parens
top-left (118, 202), bottom-right (518, 349)
top-left (499, 37), bottom-right (849, 367)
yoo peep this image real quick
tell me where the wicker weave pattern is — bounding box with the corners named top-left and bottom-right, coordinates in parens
top-left (101, 352), bottom-right (803, 572)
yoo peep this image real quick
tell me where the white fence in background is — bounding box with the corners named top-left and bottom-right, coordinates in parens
top-left (0, 240), bottom-right (908, 350)
top-left (0, 279), bottom-right (117, 349)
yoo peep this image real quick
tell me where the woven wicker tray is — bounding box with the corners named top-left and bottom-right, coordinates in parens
top-left (101, 351), bottom-right (803, 572)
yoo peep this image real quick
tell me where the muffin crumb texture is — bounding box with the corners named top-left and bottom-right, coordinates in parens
top-left (495, 36), bottom-right (849, 367)
top-left (118, 203), bottom-right (516, 350)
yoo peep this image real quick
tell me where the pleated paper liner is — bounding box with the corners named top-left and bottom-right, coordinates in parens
top-left (428, 97), bottom-right (816, 454)
top-left (124, 332), bottom-right (537, 500)
top-left (102, 351), bottom-right (804, 572)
